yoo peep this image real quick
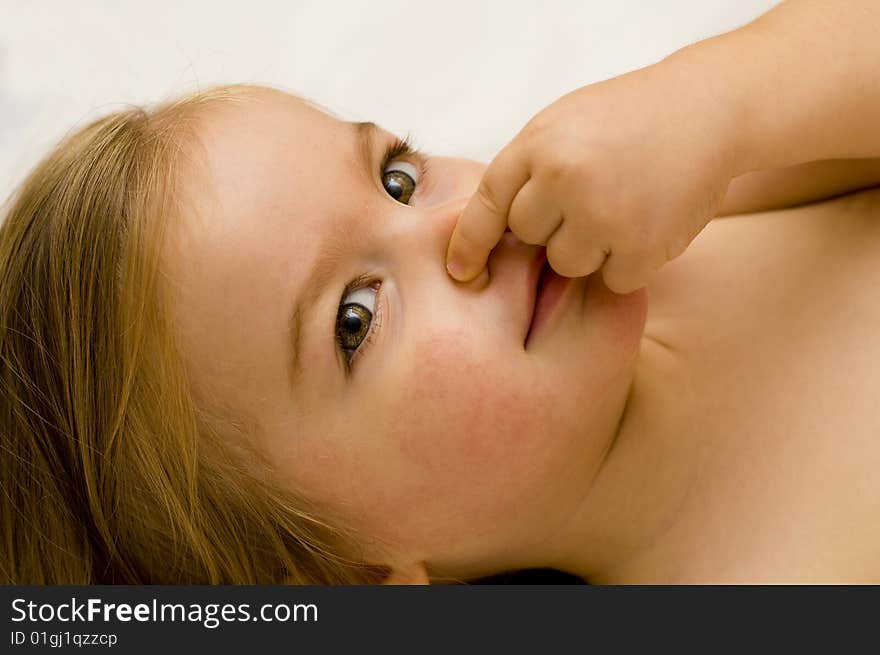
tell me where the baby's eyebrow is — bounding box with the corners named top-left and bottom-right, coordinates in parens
top-left (286, 120), bottom-right (381, 387)
top-left (354, 121), bottom-right (381, 180)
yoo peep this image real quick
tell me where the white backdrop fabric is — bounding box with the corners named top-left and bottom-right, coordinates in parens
top-left (0, 0), bottom-right (780, 203)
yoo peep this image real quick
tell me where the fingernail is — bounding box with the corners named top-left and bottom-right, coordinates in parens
top-left (446, 259), bottom-right (465, 279)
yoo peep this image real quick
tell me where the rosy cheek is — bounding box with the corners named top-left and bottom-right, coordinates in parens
top-left (387, 333), bottom-right (552, 486)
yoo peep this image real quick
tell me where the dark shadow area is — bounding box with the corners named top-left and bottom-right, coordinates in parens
top-left (469, 568), bottom-right (588, 584)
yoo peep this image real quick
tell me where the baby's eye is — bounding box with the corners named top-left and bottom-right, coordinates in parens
top-left (382, 160), bottom-right (420, 204)
top-left (336, 282), bottom-right (380, 364)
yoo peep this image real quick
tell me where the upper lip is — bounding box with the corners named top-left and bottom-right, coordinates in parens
top-left (525, 247), bottom-right (548, 343)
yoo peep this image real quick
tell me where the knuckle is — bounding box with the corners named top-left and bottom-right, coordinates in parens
top-left (625, 221), bottom-right (659, 256)
top-left (508, 213), bottom-right (545, 245)
top-left (521, 125), bottom-right (582, 179)
top-left (474, 181), bottom-right (501, 217)
top-left (543, 146), bottom-right (583, 181)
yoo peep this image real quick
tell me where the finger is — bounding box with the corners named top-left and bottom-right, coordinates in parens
top-left (545, 217), bottom-right (609, 278)
top-left (446, 141), bottom-right (530, 281)
top-left (600, 243), bottom-right (666, 294)
top-left (507, 178), bottom-right (562, 245)
top-left (664, 234), bottom-right (691, 262)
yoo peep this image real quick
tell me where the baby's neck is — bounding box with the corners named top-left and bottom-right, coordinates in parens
top-left (550, 296), bottom-right (712, 582)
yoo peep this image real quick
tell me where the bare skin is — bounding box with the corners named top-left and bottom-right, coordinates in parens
top-left (437, 0), bottom-right (880, 582)
top-left (163, 86), bottom-right (880, 584)
top-left (163, 89), bottom-right (653, 584)
top-left (162, 0), bottom-right (880, 582)
top-left (585, 186), bottom-right (880, 583)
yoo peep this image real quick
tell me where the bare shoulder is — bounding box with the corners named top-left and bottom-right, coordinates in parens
top-left (645, 182), bottom-right (880, 585)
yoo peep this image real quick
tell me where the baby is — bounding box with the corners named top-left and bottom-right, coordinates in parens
top-left (1, 0), bottom-right (878, 584)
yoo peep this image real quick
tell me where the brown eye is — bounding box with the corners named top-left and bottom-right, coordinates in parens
top-left (335, 282), bottom-right (380, 367)
top-left (382, 160), bottom-right (420, 204)
top-left (336, 303), bottom-right (371, 350)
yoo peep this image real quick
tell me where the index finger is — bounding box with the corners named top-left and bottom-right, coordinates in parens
top-left (445, 141), bottom-right (530, 281)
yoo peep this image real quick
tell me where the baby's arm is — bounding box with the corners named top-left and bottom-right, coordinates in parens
top-left (716, 158), bottom-right (880, 217)
top-left (446, 0), bottom-right (878, 290)
top-left (672, 0), bottom-right (880, 185)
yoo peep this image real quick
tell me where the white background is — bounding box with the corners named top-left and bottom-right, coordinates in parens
top-left (0, 0), bottom-right (780, 203)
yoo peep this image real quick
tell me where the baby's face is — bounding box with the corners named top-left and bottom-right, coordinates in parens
top-left (165, 87), bottom-right (647, 577)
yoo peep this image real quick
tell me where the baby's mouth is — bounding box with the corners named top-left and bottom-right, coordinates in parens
top-left (534, 260), bottom-right (554, 305)
top-left (526, 259), bottom-right (572, 347)
top-left (525, 260), bottom-right (549, 343)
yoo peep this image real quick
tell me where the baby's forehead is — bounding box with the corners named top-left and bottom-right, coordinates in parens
top-left (179, 87), bottom-right (340, 195)
top-left (166, 86), bottom-right (354, 256)
top-left (195, 86), bottom-right (337, 135)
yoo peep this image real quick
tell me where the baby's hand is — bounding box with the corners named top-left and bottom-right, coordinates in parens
top-left (446, 62), bottom-right (738, 293)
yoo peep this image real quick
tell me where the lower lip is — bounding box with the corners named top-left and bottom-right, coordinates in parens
top-left (526, 269), bottom-right (572, 344)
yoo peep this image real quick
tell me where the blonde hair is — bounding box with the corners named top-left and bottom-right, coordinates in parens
top-left (0, 84), bottom-right (390, 584)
